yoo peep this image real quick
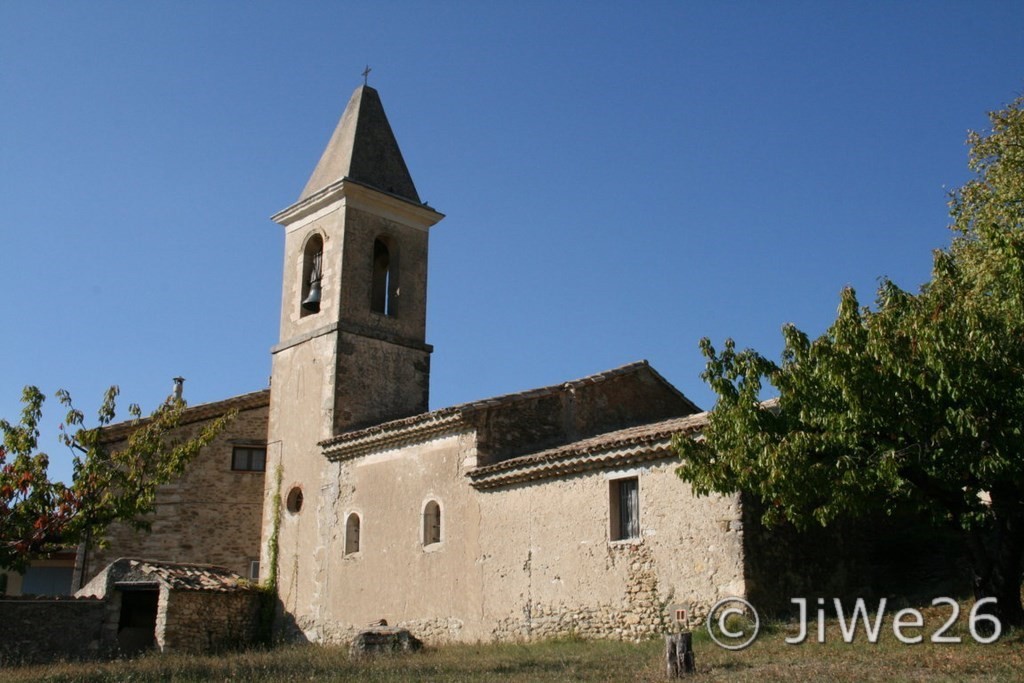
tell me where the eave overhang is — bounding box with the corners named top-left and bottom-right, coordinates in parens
top-left (271, 177), bottom-right (444, 230)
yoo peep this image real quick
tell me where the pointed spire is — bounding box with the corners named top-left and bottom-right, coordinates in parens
top-left (298, 85), bottom-right (421, 204)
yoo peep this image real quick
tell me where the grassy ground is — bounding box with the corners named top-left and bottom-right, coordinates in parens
top-left (4, 607), bottom-right (1024, 682)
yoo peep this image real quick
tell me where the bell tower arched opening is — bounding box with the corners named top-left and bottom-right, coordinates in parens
top-left (300, 233), bottom-right (324, 316)
top-left (371, 236), bottom-right (399, 317)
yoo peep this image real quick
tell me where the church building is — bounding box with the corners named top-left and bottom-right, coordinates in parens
top-left (74, 84), bottom-right (795, 645)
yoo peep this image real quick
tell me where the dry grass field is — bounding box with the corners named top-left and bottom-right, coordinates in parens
top-left (4, 601), bottom-right (1023, 682)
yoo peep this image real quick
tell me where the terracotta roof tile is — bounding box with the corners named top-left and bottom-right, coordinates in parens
top-left (125, 559), bottom-right (252, 592)
top-left (320, 361), bottom-right (681, 458)
top-left (97, 389), bottom-right (270, 443)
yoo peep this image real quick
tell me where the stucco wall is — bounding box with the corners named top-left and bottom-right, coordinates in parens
top-left (263, 337), bottom-right (332, 632)
top-left (291, 426), bottom-right (742, 645)
top-left (301, 431), bottom-right (481, 643)
top-left (477, 459), bottom-right (744, 641)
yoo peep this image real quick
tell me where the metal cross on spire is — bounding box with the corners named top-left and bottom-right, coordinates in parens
top-left (362, 65), bottom-right (372, 86)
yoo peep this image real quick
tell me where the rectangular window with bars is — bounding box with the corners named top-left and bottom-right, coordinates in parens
top-left (232, 446), bottom-right (267, 472)
top-left (610, 477), bottom-right (640, 541)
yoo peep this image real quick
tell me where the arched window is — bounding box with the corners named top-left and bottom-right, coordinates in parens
top-left (371, 237), bottom-right (399, 316)
top-left (300, 234), bottom-right (324, 316)
top-left (422, 500), bottom-right (441, 546)
top-left (345, 513), bottom-right (361, 555)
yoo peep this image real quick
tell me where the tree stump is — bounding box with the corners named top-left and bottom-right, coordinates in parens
top-left (665, 631), bottom-right (695, 677)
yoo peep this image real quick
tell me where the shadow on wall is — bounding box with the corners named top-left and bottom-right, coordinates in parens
top-left (742, 494), bottom-right (971, 618)
top-left (0, 596), bottom-right (107, 666)
top-left (265, 593), bottom-right (310, 647)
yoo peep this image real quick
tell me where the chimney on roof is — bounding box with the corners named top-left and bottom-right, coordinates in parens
top-left (172, 377), bottom-right (185, 401)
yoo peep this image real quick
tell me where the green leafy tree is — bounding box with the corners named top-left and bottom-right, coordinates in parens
top-left (0, 386), bottom-right (231, 573)
top-left (676, 96), bottom-right (1024, 627)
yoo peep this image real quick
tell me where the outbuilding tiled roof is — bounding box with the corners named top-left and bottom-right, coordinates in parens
top-left (124, 559), bottom-right (252, 592)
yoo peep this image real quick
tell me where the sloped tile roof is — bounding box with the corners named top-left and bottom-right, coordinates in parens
top-left (97, 388), bottom-right (270, 443)
top-left (321, 360), bottom-right (693, 460)
top-left (125, 559), bottom-right (252, 592)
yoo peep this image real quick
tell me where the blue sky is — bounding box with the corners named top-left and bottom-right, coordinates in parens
top-left (2, 2), bottom-right (1023, 483)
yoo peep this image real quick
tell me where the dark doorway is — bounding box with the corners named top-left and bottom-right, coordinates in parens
top-left (117, 586), bottom-right (159, 655)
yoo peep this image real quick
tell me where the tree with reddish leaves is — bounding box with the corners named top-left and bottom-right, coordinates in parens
top-left (0, 386), bottom-right (230, 573)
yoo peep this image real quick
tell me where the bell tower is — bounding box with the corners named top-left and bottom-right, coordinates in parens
top-left (262, 84), bottom-right (443, 618)
top-left (271, 84), bottom-right (443, 435)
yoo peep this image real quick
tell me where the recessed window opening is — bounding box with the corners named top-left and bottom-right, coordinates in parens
top-left (232, 447), bottom-right (266, 472)
top-left (423, 500), bottom-right (442, 546)
top-left (371, 237), bottom-right (399, 316)
top-left (286, 487), bottom-right (304, 514)
top-left (609, 477), bottom-right (639, 541)
top-left (300, 234), bottom-right (324, 316)
top-left (345, 513), bottom-right (361, 555)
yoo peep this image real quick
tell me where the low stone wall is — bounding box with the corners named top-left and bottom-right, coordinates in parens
top-left (0, 596), bottom-right (107, 665)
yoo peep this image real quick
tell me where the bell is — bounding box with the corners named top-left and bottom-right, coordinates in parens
top-left (301, 280), bottom-right (322, 313)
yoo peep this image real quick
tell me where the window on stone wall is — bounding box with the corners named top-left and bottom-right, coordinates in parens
top-left (249, 560), bottom-right (260, 581)
top-left (232, 446), bottom-right (266, 472)
top-left (422, 500), bottom-right (442, 546)
top-left (609, 477), bottom-right (640, 541)
top-left (345, 513), bottom-right (361, 555)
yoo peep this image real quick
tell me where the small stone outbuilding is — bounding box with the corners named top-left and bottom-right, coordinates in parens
top-left (76, 558), bottom-right (261, 655)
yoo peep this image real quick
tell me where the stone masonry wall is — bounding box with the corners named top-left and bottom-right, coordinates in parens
top-left (159, 590), bottom-right (262, 653)
top-left (470, 367), bottom-right (694, 467)
top-left (80, 401), bottom-right (268, 586)
top-left (0, 597), bottom-right (107, 665)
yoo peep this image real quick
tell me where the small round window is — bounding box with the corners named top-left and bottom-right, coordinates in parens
top-left (286, 487), bottom-right (304, 514)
